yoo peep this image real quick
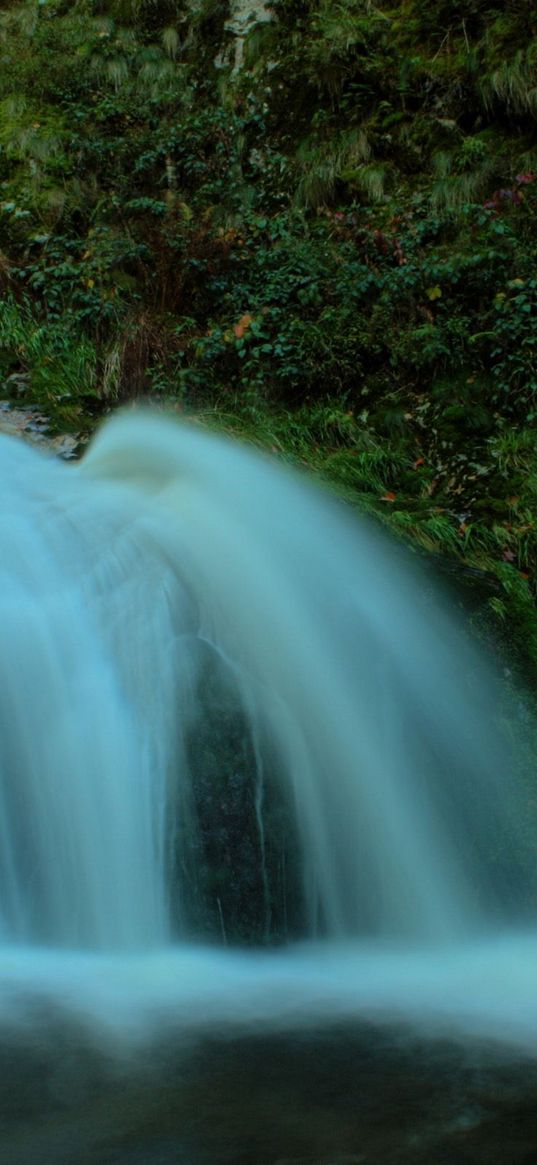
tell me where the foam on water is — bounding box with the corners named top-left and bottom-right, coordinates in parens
top-left (0, 935), bottom-right (536, 1057)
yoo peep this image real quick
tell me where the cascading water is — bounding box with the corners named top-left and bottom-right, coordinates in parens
top-left (0, 410), bottom-right (532, 950)
top-left (1, 411), bottom-right (537, 1164)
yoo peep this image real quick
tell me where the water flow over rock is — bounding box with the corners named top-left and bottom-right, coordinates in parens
top-left (0, 411), bottom-right (532, 951)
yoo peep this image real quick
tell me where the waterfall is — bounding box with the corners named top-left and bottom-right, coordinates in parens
top-left (0, 410), bottom-right (532, 954)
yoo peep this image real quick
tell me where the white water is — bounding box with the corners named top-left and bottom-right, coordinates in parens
top-left (0, 411), bottom-right (536, 1055)
top-left (2, 935), bottom-right (537, 1057)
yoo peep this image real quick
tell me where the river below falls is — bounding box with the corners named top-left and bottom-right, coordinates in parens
top-left (1, 937), bottom-right (537, 1164)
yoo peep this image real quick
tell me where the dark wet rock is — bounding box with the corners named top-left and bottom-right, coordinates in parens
top-left (1, 1017), bottom-right (537, 1165)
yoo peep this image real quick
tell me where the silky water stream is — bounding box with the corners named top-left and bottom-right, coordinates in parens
top-left (1, 412), bottom-right (537, 1164)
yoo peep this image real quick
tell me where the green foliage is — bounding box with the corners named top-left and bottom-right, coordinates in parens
top-left (2, 0), bottom-right (537, 666)
top-left (485, 278), bottom-right (537, 415)
top-left (0, 295), bottom-right (97, 425)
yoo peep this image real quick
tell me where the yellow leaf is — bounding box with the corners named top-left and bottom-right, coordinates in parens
top-left (86, 278), bottom-right (95, 289)
top-left (426, 286), bottom-right (442, 301)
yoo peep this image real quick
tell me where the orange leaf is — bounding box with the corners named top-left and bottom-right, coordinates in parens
top-left (380, 491), bottom-right (397, 503)
top-left (413, 457), bottom-right (425, 468)
top-left (233, 312), bottom-right (254, 339)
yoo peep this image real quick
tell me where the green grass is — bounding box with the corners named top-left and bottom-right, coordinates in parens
top-left (189, 393), bottom-right (537, 684)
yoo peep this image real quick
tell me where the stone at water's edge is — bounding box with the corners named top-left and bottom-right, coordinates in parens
top-left (0, 1020), bottom-right (536, 1165)
top-left (0, 401), bottom-right (81, 458)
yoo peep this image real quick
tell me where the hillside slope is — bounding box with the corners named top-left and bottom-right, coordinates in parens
top-left (1, 0), bottom-right (537, 663)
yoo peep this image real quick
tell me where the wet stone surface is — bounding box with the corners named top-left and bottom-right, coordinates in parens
top-left (0, 401), bottom-right (82, 458)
